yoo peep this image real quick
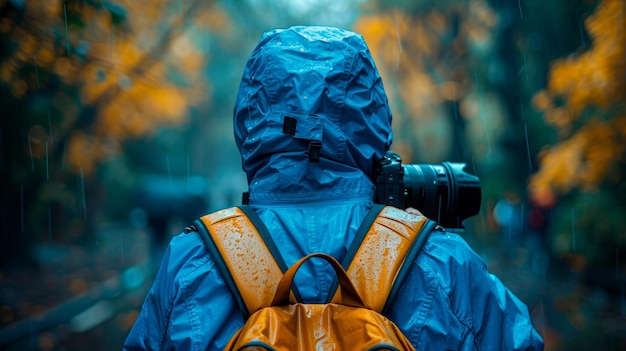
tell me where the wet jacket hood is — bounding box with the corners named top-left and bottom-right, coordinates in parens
top-left (233, 26), bottom-right (392, 202)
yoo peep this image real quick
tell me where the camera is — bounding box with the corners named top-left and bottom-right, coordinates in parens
top-left (374, 151), bottom-right (481, 229)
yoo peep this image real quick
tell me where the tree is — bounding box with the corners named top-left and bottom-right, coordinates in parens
top-left (353, 0), bottom-right (519, 247)
top-left (529, 0), bottom-right (626, 266)
top-left (0, 0), bottom-right (229, 267)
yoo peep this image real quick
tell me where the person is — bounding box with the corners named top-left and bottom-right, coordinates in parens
top-left (123, 25), bottom-right (544, 350)
top-left (130, 174), bottom-right (209, 270)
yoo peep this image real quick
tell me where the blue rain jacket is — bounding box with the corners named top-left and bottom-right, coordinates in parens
top-left (124, 26), bottom-right (544, 350)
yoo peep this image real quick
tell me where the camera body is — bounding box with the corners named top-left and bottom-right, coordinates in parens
top-left (374, 151), bottom-right (481, 229)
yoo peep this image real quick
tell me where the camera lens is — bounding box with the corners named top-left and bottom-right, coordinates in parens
top-left (403, 162), bottom-right (481, 228)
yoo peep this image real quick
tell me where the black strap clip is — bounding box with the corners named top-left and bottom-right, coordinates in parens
top-left (308, 141), bottom-right (322, 162)
top-left (242, 191), bottom-right (250, 205)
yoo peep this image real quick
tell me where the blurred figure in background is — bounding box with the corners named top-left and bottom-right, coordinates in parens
top-left (130, 175), bottom-right (209, 269)
top-left (526, 198), bottom-right (552, 274)
top-left (493, 191), bottom-right (524, 261)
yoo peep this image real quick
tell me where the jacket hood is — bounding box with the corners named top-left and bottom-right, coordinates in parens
top-left (233, 26), bottom-right (392, 202)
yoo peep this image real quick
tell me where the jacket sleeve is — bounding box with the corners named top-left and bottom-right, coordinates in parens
top-left (428, 231), bottom-right (544, 350)
top-left (123, 244), bottom-right (179, 351)
top-left (390, 230), bottom-right (544, 350)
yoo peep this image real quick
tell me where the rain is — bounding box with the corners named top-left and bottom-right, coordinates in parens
top-left (27, 132), bottom-right (34, 172)
top-left (571, 207), bottom-right (577, 254)
top-left (0, 0), bottom-right (625, 350)
top-left (474, 71), bottom-right (492, 155)
top-left (64, 3), bottom-right (70, 55)
top-left (34, 56), bottom-right (39, 89)
top-left (47, 110), bottom-right (54, 146)
top-left (45, 141), bottom-right (49, 182)
top-left (524, 123), bottom-right (532, 171)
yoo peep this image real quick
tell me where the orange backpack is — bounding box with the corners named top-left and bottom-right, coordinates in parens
top-left (193, 204), bottom-right (436, 351)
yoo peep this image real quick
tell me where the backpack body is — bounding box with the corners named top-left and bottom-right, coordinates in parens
top-left (193, 205), bottom-right (435, 351)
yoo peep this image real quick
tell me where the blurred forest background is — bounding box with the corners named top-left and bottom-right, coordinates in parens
top-left (0, 0), bottom-right (625, 350)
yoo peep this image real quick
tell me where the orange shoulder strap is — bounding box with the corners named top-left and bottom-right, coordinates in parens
top-left (195, 205), bottom-right (436, 318)
top-left (328, 205), bottom-right (436, 314)
top-left (194, 206), bottom-right (288, 319)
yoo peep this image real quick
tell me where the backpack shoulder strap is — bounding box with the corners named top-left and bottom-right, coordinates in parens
top-left (193, 205), bottom-right (288, 319)
top-left (329, 205), bottom-right (436, 314)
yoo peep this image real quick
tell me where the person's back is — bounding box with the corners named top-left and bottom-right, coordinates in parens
top-left (123, 26), bottom-right (544, 350)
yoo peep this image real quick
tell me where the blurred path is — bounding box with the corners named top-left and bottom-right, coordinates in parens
top-left (3, 221), bottom-right (626, 350)
top-left (0, 222), bottom-right (156, 351)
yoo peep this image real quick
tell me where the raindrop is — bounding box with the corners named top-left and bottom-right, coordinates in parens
top-left (187, 156), bottom-right (191, 192)
top-left (48, 207), bottom-right (52, 244)
top-left (474, 168), bottom-right (488, 234)
top-left (64, 3), bottom-right (70, 55)
top-left (617, 247), bottom-right (620, 287)
top-left (517, 0), bottom-right (523, 19)
top-left (34, 56), bottom-right (40, 88)
top-left (20, 186), bottom-right (24, 233)
top-left (300, 47), bottom-right (304, 52)
top-left (80, 167), bottom-right (87, 220)
top-left (523, 123), bottom-right (532, 171)
top-left (46, 141), bottom-right (49, 182)
top-left (437, 194), bottom-right (443, 225)
top-left (394, 21), bottom-right (403, 53)
top-left (571, 208), bottom-right (576, 254)
top-left (474, 72), bottom-right (491, 154)
top-left (27, 132), bottom-right (34, 172)
top-left (578, 19), bottom-right (587, 49)
top-left (48, 110), bottom-right (54, 146)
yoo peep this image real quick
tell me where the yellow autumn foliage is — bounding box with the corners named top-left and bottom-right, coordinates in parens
top-left (530, 0), bottom-right (626, 204)
top-left (66, 131), bottom-right (116, 176)
top-left (1, 0), bottom-right (225, 175)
